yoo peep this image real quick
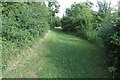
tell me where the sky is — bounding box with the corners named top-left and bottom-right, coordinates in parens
top-left (56, 0), bottom-right (119, 17)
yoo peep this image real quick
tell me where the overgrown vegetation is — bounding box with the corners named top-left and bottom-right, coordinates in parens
top-left (3, 29), bottom-right (109, 78)
top-left (2, 2), bottom-right (51, 69)
top-left (1, 0), bottom-right (119, 78)
top-left (61, 2), bottom-right (100, 44)
top-left (61, 1), bottom-right (120, 78)
top-left (48, 1), bottom-right (61, 29)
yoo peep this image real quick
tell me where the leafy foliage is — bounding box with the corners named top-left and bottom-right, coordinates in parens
top-left (48, 1), bottom-right (61, 29)
top-left (61, 2), bottom-right (98, 42)
top-left (49, 16), bottom-right (61, 29)
top-left (61, 1), bottom-right (120, 78)
top-left (96, 1), bottom-right (120, 78)
top-left (2, 2), bottom-right (50, 69)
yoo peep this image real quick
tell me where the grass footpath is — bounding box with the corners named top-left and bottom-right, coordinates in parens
top-left (3, 28), bottom-right (109, 78)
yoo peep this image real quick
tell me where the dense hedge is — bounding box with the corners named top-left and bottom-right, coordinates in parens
top-left (97, 2), bottom-right (120, 78)
top-left (2, 2), bottom-right (50, 69)
top-left (100, 16), bottom-right (120, 78)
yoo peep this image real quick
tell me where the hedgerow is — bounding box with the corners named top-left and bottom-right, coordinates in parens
top-left (2, 2), bottom-right (50, 69)
top-left (99, 15), bottom-right (120, 78)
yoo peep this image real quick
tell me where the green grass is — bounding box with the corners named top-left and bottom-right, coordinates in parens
top-left (3, 28), bottom-right (109, 78)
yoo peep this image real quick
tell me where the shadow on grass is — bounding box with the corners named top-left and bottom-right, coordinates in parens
top-left (40, 28), bottom-right (109, 78)
top-left (52, 27), bottom-right (77, 37)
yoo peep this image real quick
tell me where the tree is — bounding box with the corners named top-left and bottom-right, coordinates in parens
top-left (48, 0), bottom-right (60, 29)
top-left (61, 2), bottom-right (97, 41)
top-left (48, 1), bottom-right (60, 16)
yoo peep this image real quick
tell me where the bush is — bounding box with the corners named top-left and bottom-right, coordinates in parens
top-left (2, 2), bottom-right (50, 69)
top-left (98, 11), bottom-right (120, 78)
top-left (49, 16), bottom-right (61, 29)
top-left (61, 2), bottom-right (100, 43)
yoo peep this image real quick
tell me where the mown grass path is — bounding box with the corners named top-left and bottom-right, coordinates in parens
top-left (3, 28), bottom-right (109, 78)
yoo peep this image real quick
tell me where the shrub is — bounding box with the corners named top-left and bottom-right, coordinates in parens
top-left (61, 2), bottom-right (99, 43)
top-left (2, 2), bottom-right (50, 69)
top-left (98, 11), bottom-right (120, 78)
